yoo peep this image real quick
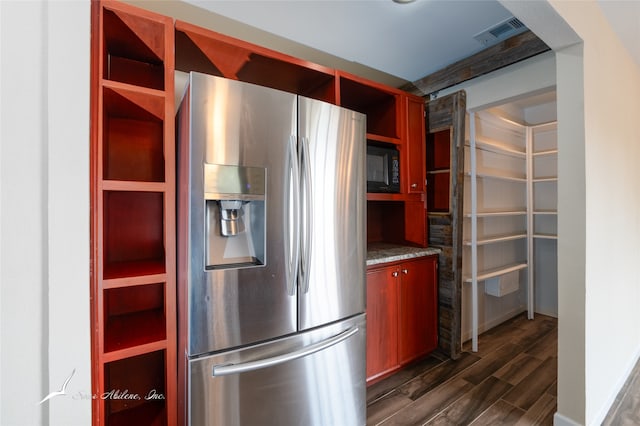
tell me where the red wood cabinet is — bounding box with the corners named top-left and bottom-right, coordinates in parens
top-left (91, 3), bottom-right (429, 423)
top-left (406, 96), bottom-right (426, 194)
top-left (366, 255), bottom-right (438, 384)
top-left (398, 256), bottom-right (438, 364)
top-left (91, 2), bottom-right (176, 425)
top-left (366, 267), bottom-right (399, 380)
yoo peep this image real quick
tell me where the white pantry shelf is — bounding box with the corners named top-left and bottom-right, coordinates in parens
top-left (464, 262), bottom-right (528, 283)
top-left (464, 233), bottom-right (527, 246)
top-left (464, 210), bottom-right (527, 218)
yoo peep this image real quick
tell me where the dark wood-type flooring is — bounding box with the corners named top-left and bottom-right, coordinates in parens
top-left (604, 355), bottom-right (640, 425)
top-left (367, 312), bottom-right (558, 425)
top-left (366, 311), bottom-right (640, 425)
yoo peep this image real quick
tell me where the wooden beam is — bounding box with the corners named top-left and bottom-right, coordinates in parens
top-left (402, 30), bottom-right (550, 97)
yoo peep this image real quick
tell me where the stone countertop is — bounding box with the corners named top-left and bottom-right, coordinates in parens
top-left (366, 243), bottom-right (441, 266)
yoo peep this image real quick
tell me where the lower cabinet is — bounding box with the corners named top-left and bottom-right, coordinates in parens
top-left (366, 255), bottom-right (438, 383)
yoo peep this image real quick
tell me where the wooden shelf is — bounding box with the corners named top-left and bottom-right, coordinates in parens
top-left (103, 259), bottom-right (166, 281)
top-left (102, 181), bottom-right (166, 192)
top-left (103, 272), bottom-right (167, 289)
top-left (101, 340), bottom-right (168, 364)
top-left (106, 401), bottom-right (165, 426)
top-left (367, 133), bottom-right (401, 146)
top-left (367, 192), bottom-right (422, 202)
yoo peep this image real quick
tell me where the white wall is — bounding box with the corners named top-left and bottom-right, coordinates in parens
top-left (558, 3), bottom-right (640, 424)
top-left (438, 51), bottom-right (557, 110)
top-left (503, 1), bottom-right (640, 424)
top-left (0, 1), bottom-right (91, 425)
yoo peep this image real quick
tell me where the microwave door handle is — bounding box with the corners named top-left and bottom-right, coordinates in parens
top-left (284, 135), bottom-right (300, 296)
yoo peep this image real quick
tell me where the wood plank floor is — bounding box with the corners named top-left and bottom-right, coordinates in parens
top-left (603, 355), bottom-right (640, 425)
top-left (366, 313), bottom-right (558, 425)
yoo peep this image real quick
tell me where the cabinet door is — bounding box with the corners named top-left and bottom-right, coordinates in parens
top-left (406, 96), bottom-right (425, 193)
top-left (398, 256), bottom-right (438, 364)
top-left (366, 266), bottom-right (399, 381)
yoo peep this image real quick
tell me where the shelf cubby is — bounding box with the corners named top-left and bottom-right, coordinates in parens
top-left (104, 350), bottom-right (167, 426)
top-left (426, 129), bottom-right (451, 213)
top-left (102, 7), bottom-right (166, 90)
top-left (367, 201), bottom-right (406, 245)
top-left (102, 85), bottom-right (165, 183)
top-left (338, 73), bottom-right (399, 138)
top-left (427, 172), bottom-right (451, 212)
top-left (427, 129), bottom-right (451, 170)
top-left (104, 283), bottom-right (167, 353)
top-left (103, 191), bottom-right (165, 278)
top-left (175, 21), bottom-right (336, 103)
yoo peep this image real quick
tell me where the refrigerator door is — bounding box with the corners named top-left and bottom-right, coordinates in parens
top-left (189, 314), bottom-right (366, 426)
top-left (184, 73), bottom-right (299, 356)
top-left (297, 97), bottom-right (367, 330)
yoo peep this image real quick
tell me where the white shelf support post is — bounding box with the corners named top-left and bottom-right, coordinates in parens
top-left (469, 112), bottom-right (479, 352)
top-left (526, 126), bottom-right (534, 320)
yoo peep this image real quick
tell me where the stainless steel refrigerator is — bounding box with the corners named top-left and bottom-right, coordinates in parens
top-left (177, 72), bottom-right (367, 426)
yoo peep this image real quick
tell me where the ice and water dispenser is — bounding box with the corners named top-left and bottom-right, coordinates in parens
top-left (204, 164), bottom-right (266, 269)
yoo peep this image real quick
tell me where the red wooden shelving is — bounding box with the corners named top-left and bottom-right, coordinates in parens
top-left (90, 1), bottom-right (176, 425)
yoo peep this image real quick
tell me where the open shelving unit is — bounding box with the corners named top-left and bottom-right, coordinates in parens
top-left (529, 121), bottom-right (558, 317)
top-left (337, 71), bottom-right (427, 247)
top-left (464, 104), bottom-right (558, 351)
top-left (90, 2), bottom-right (176, 425)
top-left (464, 110), bottom-right (529, 351)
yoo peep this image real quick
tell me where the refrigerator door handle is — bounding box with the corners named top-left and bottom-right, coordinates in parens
top-left (299, 135), bottom-right (313, 294)
top-left (212, 326), bottom-right (359, 377)
top-left (284, 135), bottom-right (301, 296)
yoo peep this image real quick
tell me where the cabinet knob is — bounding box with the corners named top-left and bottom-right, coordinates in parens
top-left (402, 269), bottom-right (408, 274)
top-left (392, 271), bottom-right (399, 277)
top-left (411, 183), bottom-right (418, 188)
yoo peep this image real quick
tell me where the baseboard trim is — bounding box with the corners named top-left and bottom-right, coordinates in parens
top-left (461, 306), bottom-right (526, 342)
top-left (591, 344), bottom-right (640, 425)
top-left (553, 412), bottom-right (582, 426)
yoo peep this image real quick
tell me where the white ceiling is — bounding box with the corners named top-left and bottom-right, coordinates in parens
top-left (185, 0), bottom-right (640, 83)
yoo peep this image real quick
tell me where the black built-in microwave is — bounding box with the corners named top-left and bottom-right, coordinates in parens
top-left (366, 144), bottom-right (400, 193)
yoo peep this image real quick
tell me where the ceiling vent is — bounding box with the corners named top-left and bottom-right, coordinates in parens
top-left (474, 17), bottom-right (527, 46)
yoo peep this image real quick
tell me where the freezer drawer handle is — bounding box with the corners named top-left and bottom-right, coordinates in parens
top-left (212, 326), bottom-right (359, 377)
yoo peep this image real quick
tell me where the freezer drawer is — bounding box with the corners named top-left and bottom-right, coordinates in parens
top-left (189, 314), bottom-right (366, 426)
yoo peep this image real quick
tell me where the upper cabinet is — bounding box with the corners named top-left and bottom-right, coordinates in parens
top-left (406, 96), bottom-right (426, 194)
top-left (173, 21), bottom-right (428, 249)
top-left (175, 21), bottom-right (337, 104)
top-left (338, 71), bottom-right (400, 140)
